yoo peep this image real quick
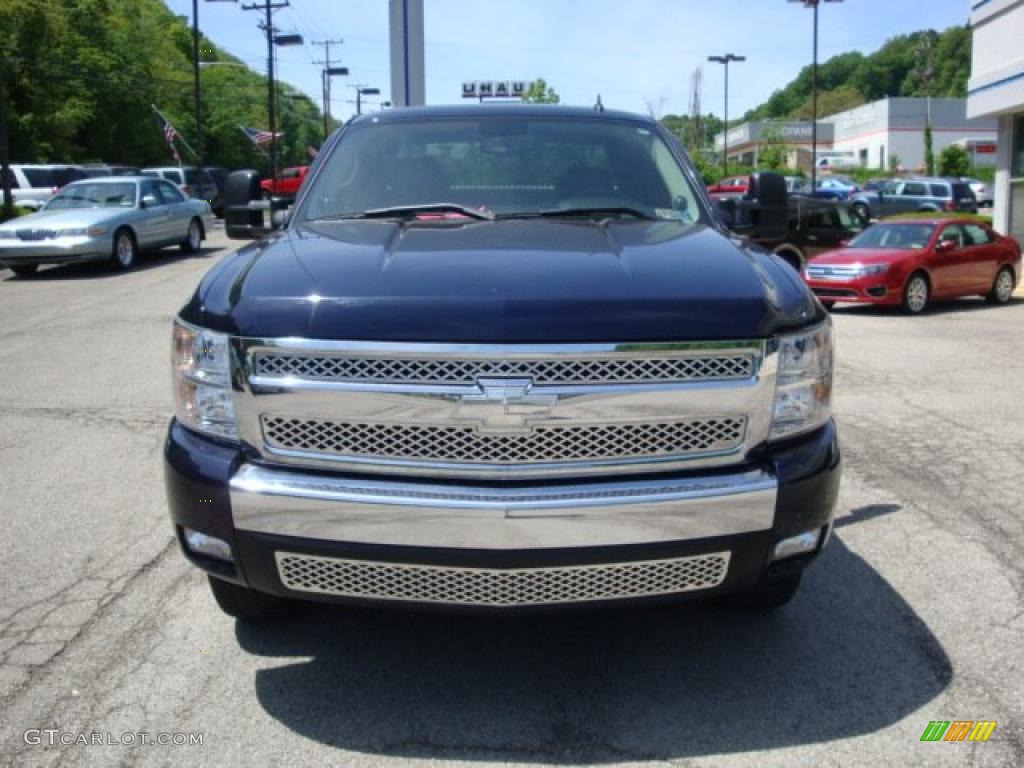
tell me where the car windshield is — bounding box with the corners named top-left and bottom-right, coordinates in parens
top-left (45, 182), bottom-right (137, 209)
top-left (849, 223), bottom-right (935, 250)
top-left (299, 116), bottom-right (703, 223)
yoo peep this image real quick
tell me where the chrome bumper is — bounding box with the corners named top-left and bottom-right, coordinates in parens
top-left (0, 236), bottom-right (109, 264)
top-left (230, 463), bottom-right (778, 550)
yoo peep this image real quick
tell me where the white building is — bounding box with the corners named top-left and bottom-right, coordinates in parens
top-left (713, 98), bottom-right (997, 174)
top-left (967, 0), bottom-right (1024, 242)
top-left (830, 98), bottom-right (996, 172)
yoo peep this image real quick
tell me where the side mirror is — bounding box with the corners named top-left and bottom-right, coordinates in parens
top-left (140, 195), bottom-right (158, 208)
top-left (272, 208), bottom-right (290, 229)
top-left (935, 239), bottom-right (956, 252)
top-left (714, 197), bottom-right (737, 228)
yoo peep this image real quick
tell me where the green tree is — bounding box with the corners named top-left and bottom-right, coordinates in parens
top-left (522, 79), bottom-right (560, 104)
top-left (938, 144), bottom-right (970, 177)
top-left (757, 124), bottom-right (790, 170)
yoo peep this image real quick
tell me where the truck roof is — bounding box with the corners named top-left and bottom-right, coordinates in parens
top-left (351, 103), bottom-right (656, 125)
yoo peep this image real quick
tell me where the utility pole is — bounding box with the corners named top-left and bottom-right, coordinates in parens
top-left (313, 39), bottom-right (344, 141)
top-left (707, 54), bottom-right (745, 177)
top-left (241, 0), bottom-right (288, 182)
top-left (790, 0), bottom-right (843, 192)
top-left (191, 0), bottom-right (203, 189)
top-left (0, 73), bottom-right (12, 218)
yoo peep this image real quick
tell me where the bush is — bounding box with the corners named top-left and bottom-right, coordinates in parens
top-left (0, 206), bottom-right (30, 224)
top-left (938, 145), bottom-right (970, 178)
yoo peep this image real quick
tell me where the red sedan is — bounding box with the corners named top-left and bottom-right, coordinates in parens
top-left (804, 218), bottom-right (1020, 314)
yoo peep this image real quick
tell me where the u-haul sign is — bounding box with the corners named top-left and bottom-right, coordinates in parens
top-left (462, 81), bottom-right (532, 99)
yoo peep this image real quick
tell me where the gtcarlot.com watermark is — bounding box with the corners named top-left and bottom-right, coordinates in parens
top-left (24, 730), bottom-right (204, 747)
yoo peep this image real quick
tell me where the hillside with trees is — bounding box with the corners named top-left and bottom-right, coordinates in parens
top-left (742, 25), bottom-right (971, 121)
top-left (0, 0), bottom-right (324, 169)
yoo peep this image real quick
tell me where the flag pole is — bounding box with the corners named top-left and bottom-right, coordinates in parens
top-left (152, 105), bottom-right (197, 159)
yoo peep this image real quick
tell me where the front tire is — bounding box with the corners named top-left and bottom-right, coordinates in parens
top-left (10, 264), bottom-right (39, 277)
top-left (181, 217), bottom-right (202, 254)
top-left (986, 266), bottom-right (1014, 305)
top-left (110, 228), bottom-right (137, 271)
top-left (852, 202), bottom-right (869, 223)
top-left (772, 244), bottom-right (805, 273)
top-left (902, 272), bottom-right (930, 314)
top-left (207, 576), bottom-right (292, 620)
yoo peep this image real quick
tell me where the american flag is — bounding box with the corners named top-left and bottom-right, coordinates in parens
top-left (152, 107), bottom-right (181, 164)
top-left (240, 126), bottom-right (283, 145)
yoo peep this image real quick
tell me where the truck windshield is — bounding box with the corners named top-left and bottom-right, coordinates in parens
top-left (298, 116), bottom-right (702, 223)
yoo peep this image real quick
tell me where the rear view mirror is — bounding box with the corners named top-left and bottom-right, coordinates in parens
top-left (140, 195), bottom-right (157, 209)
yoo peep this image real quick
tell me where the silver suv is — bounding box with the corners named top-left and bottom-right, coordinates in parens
top-left (4, 164), bottom-right (88, 210)
top-left (849, 177), bottom-right (977, 221)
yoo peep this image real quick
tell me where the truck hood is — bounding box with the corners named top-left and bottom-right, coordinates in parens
top-left (183, 218), bottom-right (820, 342)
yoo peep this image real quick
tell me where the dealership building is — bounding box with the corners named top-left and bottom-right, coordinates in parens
top-left (967, 0), bottom-right (1024, 243)
top-left (715, 97), bottom-right (997, 173)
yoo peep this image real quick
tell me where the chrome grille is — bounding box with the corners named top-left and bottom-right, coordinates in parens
top-left (261, 416), bottom-right (747, 464)
top-left (275, 551), bottom-right (731, 606)
top-left (806, 264), bottom-right (861, 281)
top-left (253, 352), bottom-right (755, 385)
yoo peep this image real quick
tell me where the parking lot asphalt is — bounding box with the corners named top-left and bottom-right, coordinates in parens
top-left (1, 225), bottom-right (1022, 767)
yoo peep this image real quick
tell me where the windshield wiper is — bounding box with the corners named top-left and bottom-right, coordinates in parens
top-left (316, 203), bottom-right (494, 221)
top-left (500, 206), bottom-right (657, 221)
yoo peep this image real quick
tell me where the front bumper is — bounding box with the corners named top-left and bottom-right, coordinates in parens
top-left (806, 276), bottom-right (897, 305)
top-left (0, 236), bottom-right (110, 266)
top-left (165, 419), bottom-right (840, 609)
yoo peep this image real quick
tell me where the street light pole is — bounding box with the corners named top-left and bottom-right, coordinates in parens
top-left (708, 53), bottom-right (745, 178)
top-left (790, 0), bottom-right (843, 193)
top-left (191, 0), bottom-right (202, 185)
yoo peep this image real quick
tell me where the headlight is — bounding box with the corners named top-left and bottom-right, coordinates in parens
top-left (857, 263), bottom-right (888, 276)
top-left (770, 321), bottom-right (833, 440)
top-left (172, 317), bottom-right (238, 441)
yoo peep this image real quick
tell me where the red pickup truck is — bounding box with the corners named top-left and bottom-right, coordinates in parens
top-left (260, 165), bottom-right (310, 199)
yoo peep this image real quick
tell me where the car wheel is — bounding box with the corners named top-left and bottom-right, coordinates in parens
top-left (902, 272), bottom-right (930, 314)
top-left (852, 203), bottom-right (869, 222)
top-left (720, 569), bottom-right (803, 612)
top-left (207, 576), bottom-right (293, 620)
top-left (10, 264), bottom-right (39, 277)
top-left (987, 266), bottom-right (1015, 305)
top-left (181, 218), bottom-right (202, 254)
top-left (110, 228), bottom-right (137, 271)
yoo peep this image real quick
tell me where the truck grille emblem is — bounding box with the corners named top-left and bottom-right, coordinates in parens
top-left (455, 377), bottom-right (557, 433)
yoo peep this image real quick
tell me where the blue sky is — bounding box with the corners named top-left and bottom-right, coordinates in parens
top-left (167, 0), bottom-right (971, 123)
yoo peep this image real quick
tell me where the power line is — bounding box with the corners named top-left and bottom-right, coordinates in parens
top-left (240, 0), bottom-right (289, 180)
top-left (312, 38), bottom-right (344, 140)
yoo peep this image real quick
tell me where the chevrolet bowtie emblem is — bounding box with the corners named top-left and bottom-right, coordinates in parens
top-left (456, 377), bottom-right (557, 433)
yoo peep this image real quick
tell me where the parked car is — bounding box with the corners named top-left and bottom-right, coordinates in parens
top-left (803, 218), bottom-right (1020, 313)
top-left (0, 176), bottom-right (213, 276)
top-left (168, 105), bottom-right (840, 621)
top-left (141, 166), bottom-right (220, 212)
top-left (784, 176), bottom-right (810, 195)
top-left (862, 177), bottom-right (891, 192)
top-left (961, 177), bottom-right (993, 208)
top-left (205, 166), bottom-right (231, 216)
top-left (813, 176), bottom-right (859, 201)
top-left (80, 164), bottom-right (142, 178)
top-left (849, 177), bottom-right (977, 221)
top-left (260, 165), bottom-right (310, 199)
top-left (760, 197), bottom-right (864, 271)
top-left (4, 164), bottom-right (88, 210)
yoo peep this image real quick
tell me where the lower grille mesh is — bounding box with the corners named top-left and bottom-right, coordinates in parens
top-left (261, 416), bottom-right (747, 464)
top-left (275, 552), bottom-right (731, 606)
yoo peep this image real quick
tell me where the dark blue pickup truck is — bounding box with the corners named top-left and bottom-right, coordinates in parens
top-left (165, 105), bottom-right (839, 619)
